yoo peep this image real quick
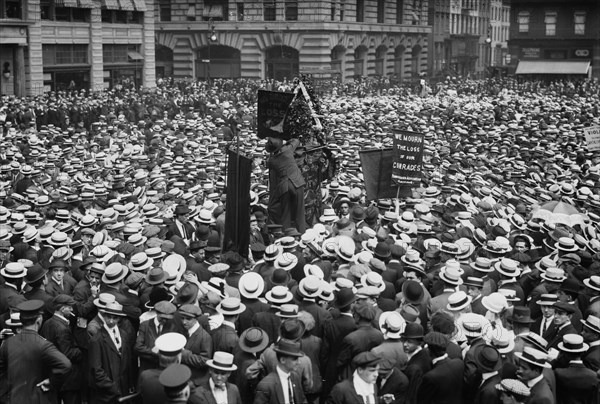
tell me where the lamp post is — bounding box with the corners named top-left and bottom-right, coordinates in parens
top-left (206, 18), bottom-right (217, 85)
top-left (485, 37), bottom-right (492, 78)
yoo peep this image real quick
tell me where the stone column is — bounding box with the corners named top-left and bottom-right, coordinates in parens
top-left (13, 46), bottom-right (26, 97)
top-left (89, 7), bottom-right (104, 92)
top-left (142, 0), bottom-right (156, 88)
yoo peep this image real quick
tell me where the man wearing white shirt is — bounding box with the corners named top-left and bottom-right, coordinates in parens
top-left (255, 339), bottom-right (307, 404)
top-left (194, 351), bottom-right (242, 404)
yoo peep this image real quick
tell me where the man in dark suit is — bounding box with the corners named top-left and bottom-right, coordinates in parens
top-left (327, 352), bottom-right (382, 404)
top-left (401, 323), bottom-right (431, 404)
top-left (165, 205), bottom-right (196, 246)
top-left (297, 275), bottom-right (333, 338)
top-left (337, 302), bottom-right (384, 380)
top-left (472, 346), bottom-right (502, 404)
top-left (532, 294), bottom-right (558, 337)
top-left (543, 302), bottom-right (577, 351)
top-left (266, 137), bottom-right (306, 232)
top-left (44, 259), bottom-right (78, 297)
top-left (135, 300), bottom-right (177, 373)
top-left (88, 301), bottom-right (136, 404)
top-left (40, 295), bottom-right (83, 404)
top-left (515, 347), bottom-right (554, 404)
top-left (193, 351), bottom-right (242, 404)
top-left (212, 297), bottom-right (245, 354)
top-left (0, 300), bottom-right (71, 404)
top-left (254, 339), bottom-right (308, 404)
top-left (554, 334), bottom-right (598, 404)
top-left (0, 262), bottom-right (27, 314)
top-left (581, 314), bottom-right (600, 372)
top-left (320, 288), bottom-right (358, 400)
top-left (377, 358), bottom-right (409, 404)
top-left (417, 332), bottom-right (464, 404)
top-left (178, 304), bottom-right (212, 385)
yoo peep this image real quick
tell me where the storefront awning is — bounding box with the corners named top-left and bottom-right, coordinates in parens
top-left (118, 0), bottom-right (135, 11)
top-left (131, 0), bottom-right (146, 12)
top-left (128, 51), bottom-right (144, 61)
top-left (515, 60), bottom-right (590, 75)
top-left (77, 0), bottom-right (94, 8)
top-left (102, 0), bottom-right (120, 10)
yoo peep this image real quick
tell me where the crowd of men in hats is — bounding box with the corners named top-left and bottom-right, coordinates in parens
top-left (0, 76), bottom-right (599, 404)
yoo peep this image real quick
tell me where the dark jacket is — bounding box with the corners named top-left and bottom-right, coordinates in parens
top-left (337, 324), bottom-right (384, 380)
top-left (320, 313), bottom-right (358, 397)
top-left (326, 378), bottom-right (379, 404)
top-left (40, 314), bottom-right (83, 392)
top-left (473, 372), bottom-right (501, 404)
top-left (403, 348), bottom-right (432, 404)
top-left (417, 356), bottom-right (464, 404)
top-left (182, 324), bottom-right (213, 385)
top-left (194, 379), bottom-right (243, 404)
top-left (88, 326), bottom-right (135, 404)
top-left (554, 362), bottom-right (598, 404)
top-left (528, 377), bottom-right (555, 404)
top-left (378, 367), bottom-right (409, 404)
top-left (254, 370), bottom-right (308, 404)
top-left (211, 323), bottom-right (239, 354)
top-left (0, 328), bottom-right (71, 404)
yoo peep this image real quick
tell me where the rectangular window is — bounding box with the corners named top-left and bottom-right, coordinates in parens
top-left (203, 1), bottom-right (227, 21)
top-left (377, 0), bottom-right (385, 23)
top-left (237, 2), bottom-right (244, 21)
top-left (40, 0), bottom-right (52, 19)
top-left (356, 0), bottom-right (364, 22)
top-left (574, 12), bottom-right (585, 35)
top-left (186, 4), bottom-right (196, 21)
top-left (331, 2), bottom-right (335, 21)
top-left (517, 11), bottom-right (529, 33)
top-left (4, 0), bottom-right (22, 18)
top-left (103, 44), bottom-right (139, 64)
top-left (545, 11), bottom-right (557, 36)
top-left (159, 0), bottom-right (171, 21)
top-left (396, 0), bottom-right (403, 24)
top-left (284, 1), bottom-right (297, 20)
top-left (43, 45), bottom-right (89, 65)
top-left (264, 0), bottom-right (276, 21)
top-left (340, 1), bottom-right (344, 21)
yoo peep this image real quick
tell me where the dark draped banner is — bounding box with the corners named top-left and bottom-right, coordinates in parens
top-left (224, 150), bottom-right (252, 257)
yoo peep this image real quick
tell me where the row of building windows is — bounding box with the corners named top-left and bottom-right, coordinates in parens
top-left (42, 44), bottom-right (141, 66)
top-left (157, 0), bottom-right (417, 24)
top-left (517, 11), bottom-right (586, 36)
top-left (0, 0), bottom-right (21, 18)
top-left (40, 2), bottom-right (142, 23)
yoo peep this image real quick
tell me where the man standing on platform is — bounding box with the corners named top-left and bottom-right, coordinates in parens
top-left (266, 137), bottom-right (306, 233)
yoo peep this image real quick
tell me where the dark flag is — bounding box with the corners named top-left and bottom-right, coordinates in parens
top-left (224, 149), bottom-right (252, 257)
top-left (257, 90), bottom-right (295, 139)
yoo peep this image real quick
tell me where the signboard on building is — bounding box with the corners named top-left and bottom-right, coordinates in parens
top-left (522, 47), bottom-right (541, 59)
top-left (572, 49), bottom-right (592, 59)
top-left (584, 126), bottom-right (600, 152)
top-left (392, 130), bottom-right (425, 185)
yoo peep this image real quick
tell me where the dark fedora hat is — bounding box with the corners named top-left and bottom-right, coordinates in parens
top-left (334, 288), bottom-right (357, 309)
top-left (273, 338), bottom-right (302, 357)
top-left (174, 204), bottom-right (191, 216)
top-left (351, 206), bottom-right (366, 222)
top-left (474, 345), bottom-right (502, 372)
top-left (373, 242), bottom-right (391, 259)
top-left (25, 264), bottom-right (48, 284)
top-left (510, 306), bottom-right (534, 324)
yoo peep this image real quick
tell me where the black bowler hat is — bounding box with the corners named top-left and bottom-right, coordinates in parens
top-left (334, 288), bottom-right (357, 309)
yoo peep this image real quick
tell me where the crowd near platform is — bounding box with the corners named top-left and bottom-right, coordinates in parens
top-left (0, 76), bottom-right (599, 404)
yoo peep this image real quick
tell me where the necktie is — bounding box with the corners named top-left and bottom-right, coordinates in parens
top-left (288, 378), bottom-right (295, 404)
top-left (113, 329), bottom-right (121, 350)
top-left (157, 324), bottom-right (163, 335)
top-left (541, 319), bottom-right (546, 334)
top-left (365, 396), bottom-right (371, 404)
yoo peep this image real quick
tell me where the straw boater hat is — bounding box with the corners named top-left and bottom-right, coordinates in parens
top-left (514, 347), bottom-right (551, 368)
top-left (207, 351), bottom-right (238, 372)
top-left (557, 334), bottom-right (589, 353)
top-left (238, 272), bottom-right (265, 299)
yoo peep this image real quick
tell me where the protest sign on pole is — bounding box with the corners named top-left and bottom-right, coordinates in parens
top-left (257, 90), bottom-right (295, 139)
top-left (391, 130), bottom-right (425, 185)
top-left (584, 125), bottom-right (600, 151)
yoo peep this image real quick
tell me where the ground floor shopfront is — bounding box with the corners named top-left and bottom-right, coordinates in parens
top-left (155, 22), bottom-right (431, 83)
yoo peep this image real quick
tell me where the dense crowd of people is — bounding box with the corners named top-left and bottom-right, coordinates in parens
top-left (0, 75), bottom-right (599, 404)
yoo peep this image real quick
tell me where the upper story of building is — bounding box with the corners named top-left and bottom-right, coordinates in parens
top-left (508, 0), bottom-right (599, 42)
top-left (153, 0), bottom-right (430, 28)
